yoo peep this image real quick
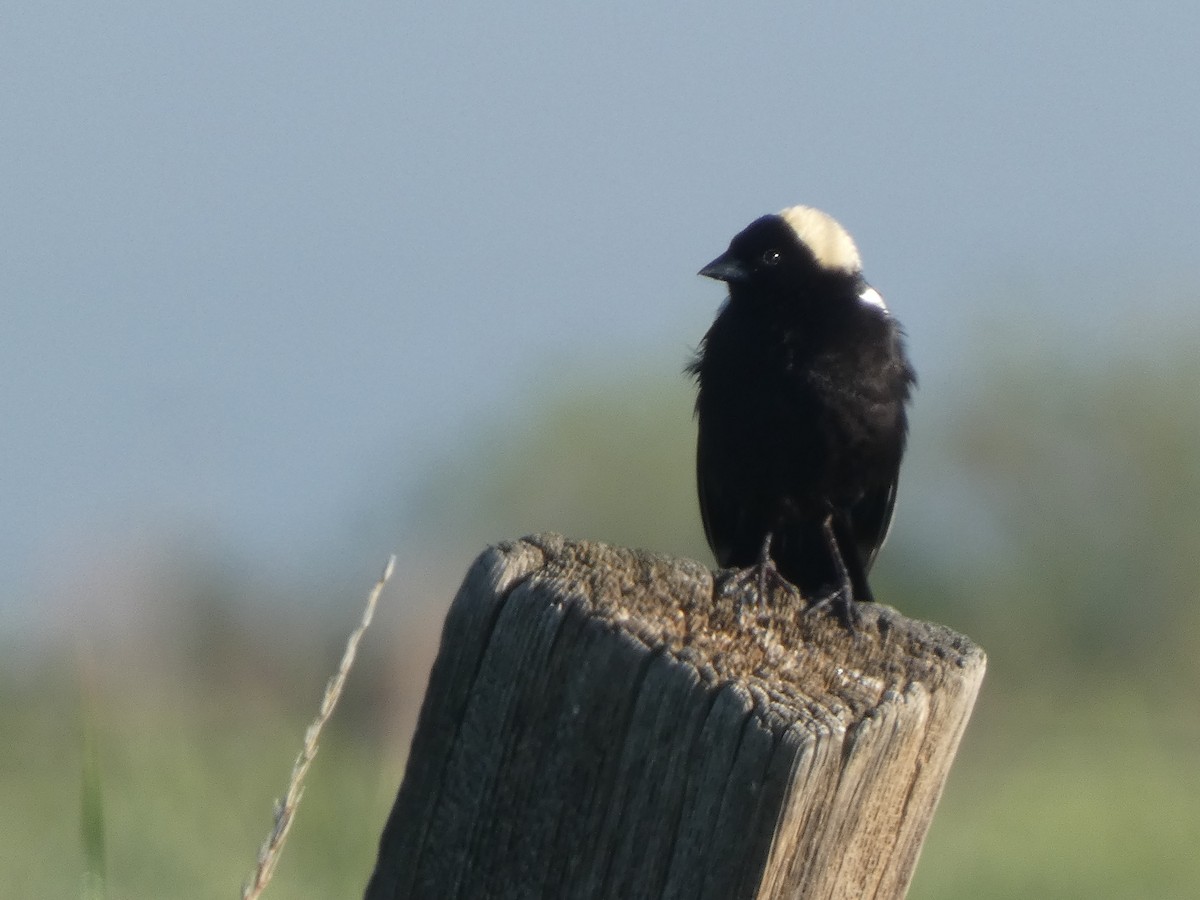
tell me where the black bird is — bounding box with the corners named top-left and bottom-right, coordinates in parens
top-left (689, 205), bottom-right (915, 619)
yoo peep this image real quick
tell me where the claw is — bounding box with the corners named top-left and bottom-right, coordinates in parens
top-left (727, 556), bottom-right (787, 607)
top-left (803, 586), bottom-right (861, 632)
top-left (727, 531), bottom-right (788, 606)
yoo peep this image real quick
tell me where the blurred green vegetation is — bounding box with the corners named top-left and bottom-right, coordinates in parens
top-left (2, 641), bottom-right (403, 899)
top-left (403, 367), bottom-right (710, 562)
top-left (3, 328), bottom-right (1199, 897)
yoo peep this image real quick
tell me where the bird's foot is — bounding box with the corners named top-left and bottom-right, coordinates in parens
top-left (727, 558), bottom-right (790, 607)
top-left (804, 586), bottom-right (862, 633)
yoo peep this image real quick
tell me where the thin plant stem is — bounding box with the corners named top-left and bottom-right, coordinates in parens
top-left (241, 555), bottom-right (396, 900)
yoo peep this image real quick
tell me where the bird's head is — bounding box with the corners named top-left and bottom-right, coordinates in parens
top-left (699, 205), bottom-right (864, 299)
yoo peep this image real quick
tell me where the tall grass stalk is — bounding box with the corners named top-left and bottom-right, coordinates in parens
top-left (241, 555), bottom-right (395, 900)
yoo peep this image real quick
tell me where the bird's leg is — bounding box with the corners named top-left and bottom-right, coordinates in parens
top-left (755, 531), bottom-right (776, 601)
top-left (804, 514), bottom-right (861, 631)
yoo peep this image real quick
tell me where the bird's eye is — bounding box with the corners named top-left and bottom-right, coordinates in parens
top-left (761, 249), bottom-right (781, 266)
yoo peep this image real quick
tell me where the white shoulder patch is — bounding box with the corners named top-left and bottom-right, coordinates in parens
top-left (778, 205), bottom-right (862, 273)
top-left (858, 286), bottom-right (888, 312)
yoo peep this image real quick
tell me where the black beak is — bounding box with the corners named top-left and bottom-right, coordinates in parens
top-left (698, 250), bottom-right (749, 283)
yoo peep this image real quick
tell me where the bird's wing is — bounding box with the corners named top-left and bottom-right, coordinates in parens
top-left (853, 475), bottom-right (899, 573)
top-left (696, 433), bottom-right (740, 568)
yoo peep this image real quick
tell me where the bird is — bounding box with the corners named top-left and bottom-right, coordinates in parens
top-left (688, 205), bottom-right (916, 623)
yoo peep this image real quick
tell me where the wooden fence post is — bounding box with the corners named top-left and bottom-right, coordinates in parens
top-left (364, 533), bottom-right (985, 900)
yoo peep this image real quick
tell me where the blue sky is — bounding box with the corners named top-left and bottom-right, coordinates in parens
top-left (3, 3), bottom-right (1199, 635)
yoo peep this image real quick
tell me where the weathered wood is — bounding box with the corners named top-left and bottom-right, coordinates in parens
top-left (365, 534), bottom-right (985, 900)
